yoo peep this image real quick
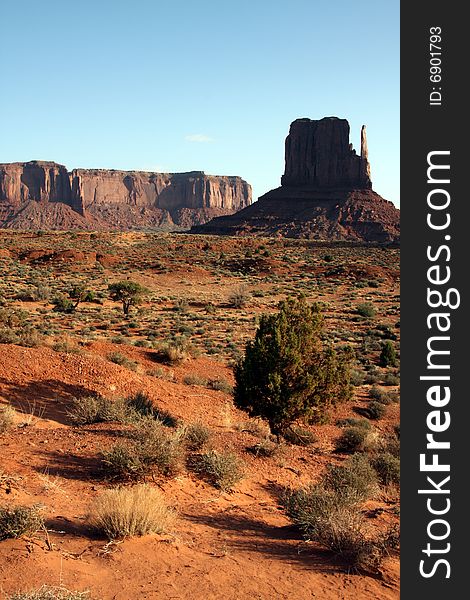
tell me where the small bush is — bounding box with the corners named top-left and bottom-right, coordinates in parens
top-left (356, 303), bottom-right (376, 319)
top-left (89, 484), bottom-right (174, 539)
top-left (126, 392), bottom-right (177, 427)
top-left (284, 484), bottom-right (395, 572)
top-left (158, 341), bottom-right (188, 365)
top-left (101, 443), bottom-right (146, 480)
top-left (132, 418), bottom-right (184, 476)
top-left (322, 454), bottom-right (378, 502)
top-left (368, 386), bottom-right (393, 405)
top-left (183, 374), bottom-right (208, 387)
top-left (335, 426), bottom-right (376, 453)
top-left (366, 401), bottom-right (387, 420)
top-left (193, 450), bottom-right (244, 491)
top-left (0, 405), bottom-right (15, 434)
top-left (51, 295), bottom-right (76, 314)
top-left (372, 452), bottom-right (400, 485)
top-left (382, 372), bottom-right (400, 386)
top-left (183, 422), bottom-right (211, 451)
top-left (8, 586), bottom-right (90, 600)
top-left (0, 505), bottom-right (44, 540)
top-left (247, 439), bottom-right (278, 458)
top-left (0, 327), bottom-right (20, 344)
top-left (336, 418), bottom-right (371, 430)
top-left (283, 426), bottom-right (317, 446)
top-left (208, 378), bottom-right (233, 394)
top-left (349, 369), bottom-right (365, 386)
top-left (107, 352), bottom-right (138, 371)
top-left (228, 285), bottom-right (251, 309)
top-left (379, 341), bottom-right (398, 367)
top-left (67, 395), bottom-right (134, 425)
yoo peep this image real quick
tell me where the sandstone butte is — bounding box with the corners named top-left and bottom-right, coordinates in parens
top-left (192, 116), bottom-right (400, 243)
top-left (0, 162), bottom-right (252, 231)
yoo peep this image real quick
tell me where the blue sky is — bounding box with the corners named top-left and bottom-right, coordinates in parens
top-left (0, 0), bottom-right (399, 206)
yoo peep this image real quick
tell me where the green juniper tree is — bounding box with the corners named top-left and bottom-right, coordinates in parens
top-left (108, 281), bottom-right (148, 315)
top-left (234, 296), bottom-right (352, 439)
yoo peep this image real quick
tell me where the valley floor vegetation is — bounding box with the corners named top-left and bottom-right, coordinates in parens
top-left (0, 231), bottom-right (400, 599)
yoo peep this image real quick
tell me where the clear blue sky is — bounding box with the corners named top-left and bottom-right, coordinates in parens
top-left (0, 0), bottom-right (399, 206)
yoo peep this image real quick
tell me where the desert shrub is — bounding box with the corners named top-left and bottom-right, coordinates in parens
top-left (17, 328), bottom-right (43, 348)
top-left (8, 586), bottom-right (90, 600)
top-left (366, 401), bottom-right (387, 420)
top-left (158, 340), bottom-right (188, 365)
top-left (126, 392), bottom-right (177, 427)
top-left (208, 378), bottom-right (233, 394)
top-left (0, 327), bottom-right (20, 344)
top-left (247, 439), bottom-right (278, 458)
top-left (88, 484), bottom-right (174, 539)
top-left (0, 308), bottom-right (28, 328)
top-left (372, 452), bottom-right (400, 485)
top-left (322, 454), bottom-right (378, 502)
top-left (284, 484), bottom-right (396, 572)
top-left (147, 367), bottom-right (174, 381)
top-left (193, 450), bottom-right (244, 491)
top-left (51, 295), bottom-right (76, 314)
top-left (382, 372), bottom-right (400, 386)
top-left (234, 296), bottom-right (352, 436)
top-left (101, 443), bottom-right (146, 480)
top-left (335, 426), bottom-right (377, 453)
top-left (108, 281), bottom-right (148, 315)
top-left (336, 417), bottom-right (371, 430)
top-left (134, 420), bottom-right (183, 476)
top-left (379, 341), bottom-right (398, 367)
top-left (228, 285), bottom-right (251, 308)
top-left (0, 505), bottom-right (44, 540)
top-left (349, 369), bottom-right (365, 386)
top-left (368, 386), bottom-right (394, 404)
top-left (67, 395), bottom-right (134, 425)
top-left (183, 374), bottom-right (208, 387)
top-left (107, 352), bottom-right (138, 371)
top-left (283, 426), bottom-right (317, 446)
top-left (0, 405), bottom-right (15, 433)
top-left (182, 422), bottom-right (211, 451)
top-left (173, 298), bottom-right (189, 312)
top-left (356, 303), bottom-right (376, 319)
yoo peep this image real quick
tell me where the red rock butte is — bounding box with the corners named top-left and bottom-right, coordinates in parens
top-left (0, 162), bottom-right (252, 230)
top-left (192, 117), bottom-right (400, 243)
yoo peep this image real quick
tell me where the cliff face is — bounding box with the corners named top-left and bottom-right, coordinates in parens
top-left (281, 117), bottom-right (371, 189)
top-left (193, 117), bottom-right (399, 243)
top-left (0, 161), bottom-right (251, 230)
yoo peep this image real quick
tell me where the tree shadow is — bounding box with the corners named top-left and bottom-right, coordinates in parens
top-left (0, 377), bottom-right (98, 425)
top-left (31, 449), bottom-right (103, 482)
top-left (185, 509), bottom-right (338, 571)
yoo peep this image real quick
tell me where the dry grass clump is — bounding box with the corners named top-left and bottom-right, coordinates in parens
top-left (67, 395), bottom-right (134, 425)
top-left (88, 484), bottom-right (174, 539)
top-left (335, 425), bottom-right (378, 453)
top-left (0, 405), bottom-right (15, 433)
top-left (322, 453), bottom-right (379, 502)
top-left (192, 449), bottom-right (244, 492)
top-left (284, 456), bottom-right (397, 572)
top-left (8, 586), bottom-right (90, 600)
top-left (102, 418), bottom-right (184, 480)
top-left (181, 421), bottom-right (211, 451)
top-left (371, 452), bottom-right (400, 485)
top-left (0, 505), bottom-right (44, 540)
top-left (157, 340), bottom-right (189, 365)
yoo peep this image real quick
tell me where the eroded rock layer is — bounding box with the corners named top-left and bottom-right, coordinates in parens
top-left (0, 161), bottom-right (251, 230)
top-left (193, 117), bottom-right (399, 243)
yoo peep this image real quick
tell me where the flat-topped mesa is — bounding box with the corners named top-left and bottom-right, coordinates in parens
top-left (281, 117), bottom-right (372, 189)
top-left (0, 161), bottom-right (252, 230)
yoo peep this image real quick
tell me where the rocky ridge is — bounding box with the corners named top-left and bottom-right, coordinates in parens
top-left (0, 161), bottom-right (251, 230)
